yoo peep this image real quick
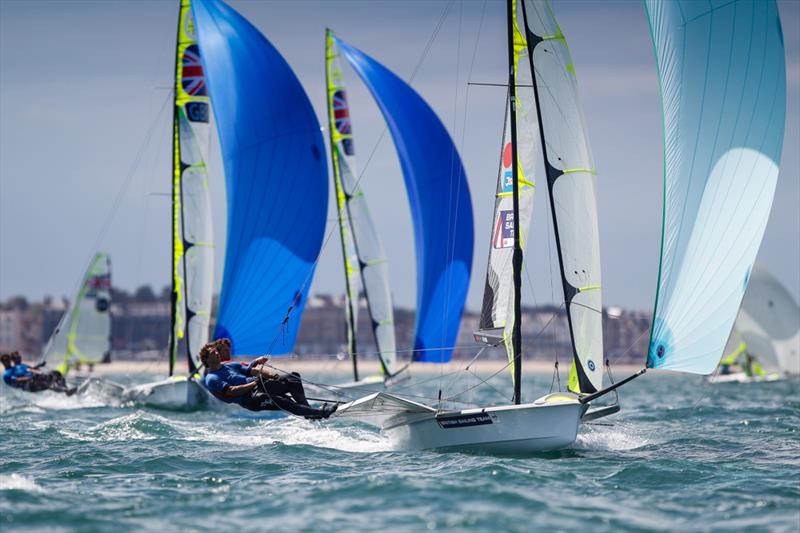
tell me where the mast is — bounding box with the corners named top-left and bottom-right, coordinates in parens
top-left (507, 0), bottom-right (523, 405)
top-left (326, 28), bottom-right (359, 382)
top-left (167, 1), bottom-right (182, 377)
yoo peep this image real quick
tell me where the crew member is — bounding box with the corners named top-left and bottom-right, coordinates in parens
top-left (2, 352), bottom-right (76, 395)
top-left (200, 340), bottom-right (336, 419)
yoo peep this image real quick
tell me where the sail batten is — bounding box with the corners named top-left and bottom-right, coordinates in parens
top-left (645, 0), bottom-right (786, 374)
top-left (335, 37), bottom-right (473, 363)
top-left (326, 31), bottom-right (398, 376)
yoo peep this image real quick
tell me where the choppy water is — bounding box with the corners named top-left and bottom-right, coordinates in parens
top-left (1, 369), bottom-right (798, 531)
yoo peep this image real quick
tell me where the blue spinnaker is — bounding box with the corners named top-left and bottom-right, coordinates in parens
top-left (645, 0), bottom-right (786, 374)
top-left (192, 0), bottom-right (328, 356)
top-left (336, 38), bottom-right (474, 363)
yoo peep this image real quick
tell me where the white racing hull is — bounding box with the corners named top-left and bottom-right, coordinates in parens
top-left (123, 378), bottom-right (209, 410)
top-left (334, 392), bottom-right (588, 454)
top-left (707, 372), bottom-right (785, 384)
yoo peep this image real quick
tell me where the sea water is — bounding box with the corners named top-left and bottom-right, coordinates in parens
top-left (1, 370), bottom-right (798, 531)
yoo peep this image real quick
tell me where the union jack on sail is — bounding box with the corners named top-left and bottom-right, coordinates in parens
top-left (181, 45), bottom-right (207, 97)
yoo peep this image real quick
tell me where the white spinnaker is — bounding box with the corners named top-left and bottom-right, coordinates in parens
top-left (328, 34), bottom-right (398, 375)
top-left (725, 268), bottom-right (800, 375)
top-left (522, 0), bottom-right (603, 393)
top-left (645, 0), bottom-right (785, 375)
top-left (41, 253), bottom-right (111, 374)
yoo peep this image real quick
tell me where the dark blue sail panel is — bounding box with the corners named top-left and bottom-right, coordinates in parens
top-left (336, 38), bottom-right (474, 363)
top-left (192, 0), bottom-right (328, 356)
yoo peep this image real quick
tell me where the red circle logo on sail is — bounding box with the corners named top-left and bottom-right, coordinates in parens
top-left (182, 45), bottom-right (207, 97)
top-left (502, 142), bottom-right (513, 169)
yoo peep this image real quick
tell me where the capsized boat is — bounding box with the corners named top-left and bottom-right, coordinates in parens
top-left (334, 0), bottom-right (787, 454)
top-left (315, 32), bottom-right (474, 398)
top-left (126, 0), bottom-right (329, 410)
top-left (709, 267), bottom-right (799, 384)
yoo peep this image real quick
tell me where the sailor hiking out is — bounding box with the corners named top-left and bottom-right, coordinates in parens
top-left (200, 340), bottom-right (337, 419)
top-left (1, 352), bottom-right (77, 395)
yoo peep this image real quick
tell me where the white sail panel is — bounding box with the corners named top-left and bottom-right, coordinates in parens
top-left (327, 31), bottom-right (398, 375)
top-left (725, 268), bottom-right (800, 375)
top-left (645, 0), bottom-right (786, 374)
top-left (41, 253), bottom-right (111, 375)
top-left (522, 0), bottom-right (603, 393)
top-left (171, 0), bottom-right (214, 374)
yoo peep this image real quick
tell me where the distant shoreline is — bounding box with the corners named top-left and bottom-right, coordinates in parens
top-left (72, 359), bottom-right (645, 376)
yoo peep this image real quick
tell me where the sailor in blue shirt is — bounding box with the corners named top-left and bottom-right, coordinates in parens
top-left (200, 340), bottom-right (336, 419)
top-left (1, 352), bottom-right (76, 395)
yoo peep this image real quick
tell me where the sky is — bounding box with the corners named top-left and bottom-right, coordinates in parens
top-left (1, 0), bottom-right (798, 314)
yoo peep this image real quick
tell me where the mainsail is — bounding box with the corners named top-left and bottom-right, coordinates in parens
top-left (520, 0), bottom-right (604, 394)
top-left (41, 253), bottom-right (112, 376)
top-left (192, 0), bottom-right (328, 356)
top-left (645, 0), bottom-right (786, 374)
top-left (325, 30), bottom-right (398, 377)
top-left (169, 0), bottom-right (214, 376)
top-left (476, 0), bottom-right (537, 386)
top-left (724, 267), bottom-right (800, 375)
top-left (335, 37), bottom-right (474, 363)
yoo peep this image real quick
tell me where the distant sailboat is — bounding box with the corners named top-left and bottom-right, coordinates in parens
top-left (126, 0), bottom-right (328, 409)
top-left (40, 252), bottom-right (112, 377)
top-left (324, 30), bottom-right (402, 391)
top-left (709, 267), bottom-right (799, 384)
top-left (334, 0), bottom-right (786, 454)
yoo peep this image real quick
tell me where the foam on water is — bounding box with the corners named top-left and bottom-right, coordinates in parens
top-left (574, 422), bottom-right (650, 451)
top-left (0, 474), bottom-right (42, 493)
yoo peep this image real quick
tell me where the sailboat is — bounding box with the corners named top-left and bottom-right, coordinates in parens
top-left (709, 267), bottom-right (799, 384)
top-left (40, 252), bottom-right (113, 378)
top-left (323, 30), bottom-right (405, 393)
top-left (126, 0), bottom-right (329, 409)
top-left (317, 31), bottom-right (473, 394)
top-left (333, 0), bottom-right (786, 453)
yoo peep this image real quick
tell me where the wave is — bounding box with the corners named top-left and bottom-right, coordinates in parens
top-left (0, 474), bottom-right (42, 493)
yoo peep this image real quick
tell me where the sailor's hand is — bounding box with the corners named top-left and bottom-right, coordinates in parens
top-left (252, 356), bottom-right (269, 366)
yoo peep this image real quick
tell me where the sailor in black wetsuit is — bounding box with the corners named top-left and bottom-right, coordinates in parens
top-left (200, 341), bottom-right (336, 419)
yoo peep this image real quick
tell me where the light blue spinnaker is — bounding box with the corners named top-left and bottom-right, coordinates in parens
top-left (192, 0), bottom-right (328, 356)
top-left (645, 0), bottom-right (786, 374)
top-left (335, 37), bottom-right (474, 363)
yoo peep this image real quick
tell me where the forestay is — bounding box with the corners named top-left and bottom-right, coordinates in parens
top-left (725, 267), bottom-right (800, 375)
top-left (326, 30), bottom-right (398, 376)
top-left (41, 253), bottom-right (112, 376)
top-left (645, 0), bottom-right (786, 374)
top-left (192, 0), bottom-right (328, 356)
top-left (169, 0), bottom-right (214, 376)
top-left (336, 37), bottom-right (474, 363)
top-left (521, 0), bottom-right (603, 393)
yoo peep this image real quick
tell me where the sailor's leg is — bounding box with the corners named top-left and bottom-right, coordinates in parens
top-left (239, 391), bottom-right (280, 412)
top-left (268, 394), bottom-right (327, 418)
top-left (283, 373), bottom-right (310, 406)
